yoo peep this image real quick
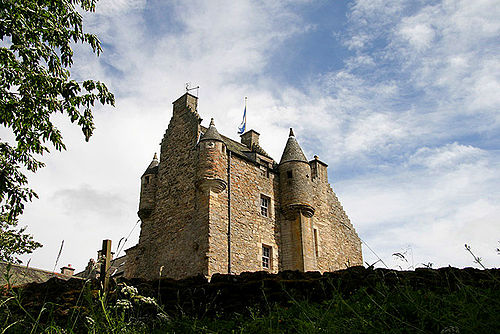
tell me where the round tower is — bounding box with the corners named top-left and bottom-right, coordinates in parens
top-left (197, 118), bottom-right (227, 193)
top-left (278, 128), bottom-right (315, 218)
top-left (138, 153), bottom-right (158, 220)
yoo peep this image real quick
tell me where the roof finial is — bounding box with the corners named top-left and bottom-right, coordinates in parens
top-left (210, 118), bottom-right (215, 127)
top-left (289, 128), bottom-right (295, 137)
top-left (146, 152), bottom-right (159, 170)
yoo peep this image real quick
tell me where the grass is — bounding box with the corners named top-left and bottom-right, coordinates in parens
top-left (151, 281), bottom-right (499, 333)
top-left (1, 267), bottom-right (499, 333)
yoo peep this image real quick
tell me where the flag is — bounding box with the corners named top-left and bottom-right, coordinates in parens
top-left (238, 101), bottom-right (246, 134)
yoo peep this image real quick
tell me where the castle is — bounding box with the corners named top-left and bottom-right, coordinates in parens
top-left (124, 93), bottom-right (362, 280)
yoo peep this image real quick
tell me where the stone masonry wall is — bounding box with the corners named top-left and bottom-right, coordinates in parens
top-left (278, 161), bottom-right (314, 212)
top-left (310, 172), bottom-right (363, 272)
top-left (138, 174), bottom-right (157, 216)
top-left (202, 141), bottom-right (229, 276)
top-left (278, 160), bottom-right (316, 272)
top-left (212, 154), bottom-right (280, 274)
top-left (126, 94), bottom-right (208, 280)
top-left (126, 93), bottom-right (362, 280)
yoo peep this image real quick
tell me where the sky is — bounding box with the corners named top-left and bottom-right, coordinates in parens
top-left (5, 0), bottom-right (500, 272)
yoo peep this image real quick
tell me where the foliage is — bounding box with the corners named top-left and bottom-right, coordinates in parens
top-left (0, 0), bottom-right (114, 261)
top-left (0, 213), bottom-right (41, 263)
top-left (1, 269), bottom-right (499, 333)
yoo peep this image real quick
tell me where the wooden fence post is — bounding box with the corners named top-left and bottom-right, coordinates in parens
top-left (100, 239), bottom-right (112, 293)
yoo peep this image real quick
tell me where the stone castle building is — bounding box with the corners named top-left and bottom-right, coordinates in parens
top-left (124, 93), bottom-right (362, 280)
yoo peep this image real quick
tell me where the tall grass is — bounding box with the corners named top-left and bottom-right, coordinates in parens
top-left (1, 244), bottom-right (499, 333)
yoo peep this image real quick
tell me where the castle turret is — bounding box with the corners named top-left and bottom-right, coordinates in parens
top-left (196, 119), bottom-right (227, 193)
top-left (138, 153), bottom-right (158, 219)
top-left (279, 128), bottom-right (315, 218)
top-left (278, 129), bottom-right (316, 272)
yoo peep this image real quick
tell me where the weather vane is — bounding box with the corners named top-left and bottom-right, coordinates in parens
top-left (185, 82), bottom-right (200, 97)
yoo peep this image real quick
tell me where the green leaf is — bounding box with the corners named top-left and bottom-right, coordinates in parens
top-left (0, 0), bottom-right (114, 261)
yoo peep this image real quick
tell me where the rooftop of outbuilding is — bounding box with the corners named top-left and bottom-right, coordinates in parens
top-left (0, 262), bottom-right (80, 287)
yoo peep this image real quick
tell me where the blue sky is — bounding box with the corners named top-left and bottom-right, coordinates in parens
top-left (8, 0), bottom-right (499, 272)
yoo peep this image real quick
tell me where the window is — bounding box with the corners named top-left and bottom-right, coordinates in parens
top-left (287, 170), bottom-right (293, 179)
top-left (260, 165), bottom-right (269, 178)
top-left (262, 245), bottom-right (271, 269)
top-left (311, 164), bottom-right (318, 179)
top-left (260, 195), bottom-right (270, 217)
top-left (313, 228), bottom-right (319, 258)
top-left (145, 176), bottom-right (150, 185)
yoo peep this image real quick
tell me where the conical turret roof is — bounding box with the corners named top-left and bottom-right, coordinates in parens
top-left (143, 153), bottom-right (159, 176)
top-left (200, 118), bottom-right (223, 142)
top-left (279, 128), bottom-right (308, 164)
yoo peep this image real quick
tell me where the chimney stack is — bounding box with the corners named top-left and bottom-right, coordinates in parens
top-left (60, 264), bottom-right (75, 276)
top-left (172, 92), bottom-right (198, 117)
top-left (240, 130), bottom-right (260, 149)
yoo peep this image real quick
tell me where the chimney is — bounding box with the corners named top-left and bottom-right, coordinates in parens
top-left (309, 155), bottom-right (328, 182)
top-left (240, 130), bottom-right (260, 149)
top-left (172, 92), bottom-right (198, 117)
top-left (60, 264), bottom-right (75, 276)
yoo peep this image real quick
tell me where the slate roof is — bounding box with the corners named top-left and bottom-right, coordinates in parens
top-left (279, 128), bottom-right (308, 164)
top-left (0, 262), bottom-right (80, 287)
top-left (200, 119), bottom-right (224, 142)
top-left (142, 153), bottom-right (159, 176)
top-left (74, 254), bottom-right (127, 280)
top-left (200, 126), bottom-right (274, 162)
top-left (109, 255), bottom-right (127, 278)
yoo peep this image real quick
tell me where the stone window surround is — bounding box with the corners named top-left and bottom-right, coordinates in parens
top-left (260, 194), bottom-right (270, 217)
top-left (262, 244), bottom-right (272, 269)
top-left (259, 165), bottom-right (269, 178)
top-left (311, 163), bottom-right (317, 179)
top-left (313, 227), bottom-right (320, 258)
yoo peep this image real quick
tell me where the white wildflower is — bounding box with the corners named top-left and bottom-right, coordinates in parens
top-left (115, 299), bottom-right (133, 310)
top-left (135, 296), bottom-right (157, 306)
top-left (157, 312), bottom-right (169, 322)
top-left (85, 316), bottom-right (95, 327)
top-left (441, 326), bottom-right (460, 334)
top-left (120, 284), bottom-right (138, 298)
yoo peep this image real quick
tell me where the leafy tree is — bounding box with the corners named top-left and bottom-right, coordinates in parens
top-left (0, 0), bottom-right (115, 263)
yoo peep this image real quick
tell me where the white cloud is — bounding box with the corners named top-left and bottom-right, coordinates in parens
top-left (408, 143), bottom-right (486, 169)
top-left (398, 23), bottom-right (435, 50)
top-left (94, 0), bottom-right (146, 15)
top-left (10, 0), bottom-right (500, 274)
top-left (16, 0), bottom-right (313, 271)
top-left (52, 184), bottom-right (128, 218)
top-left (339, 142), bottom-right (500, 269)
